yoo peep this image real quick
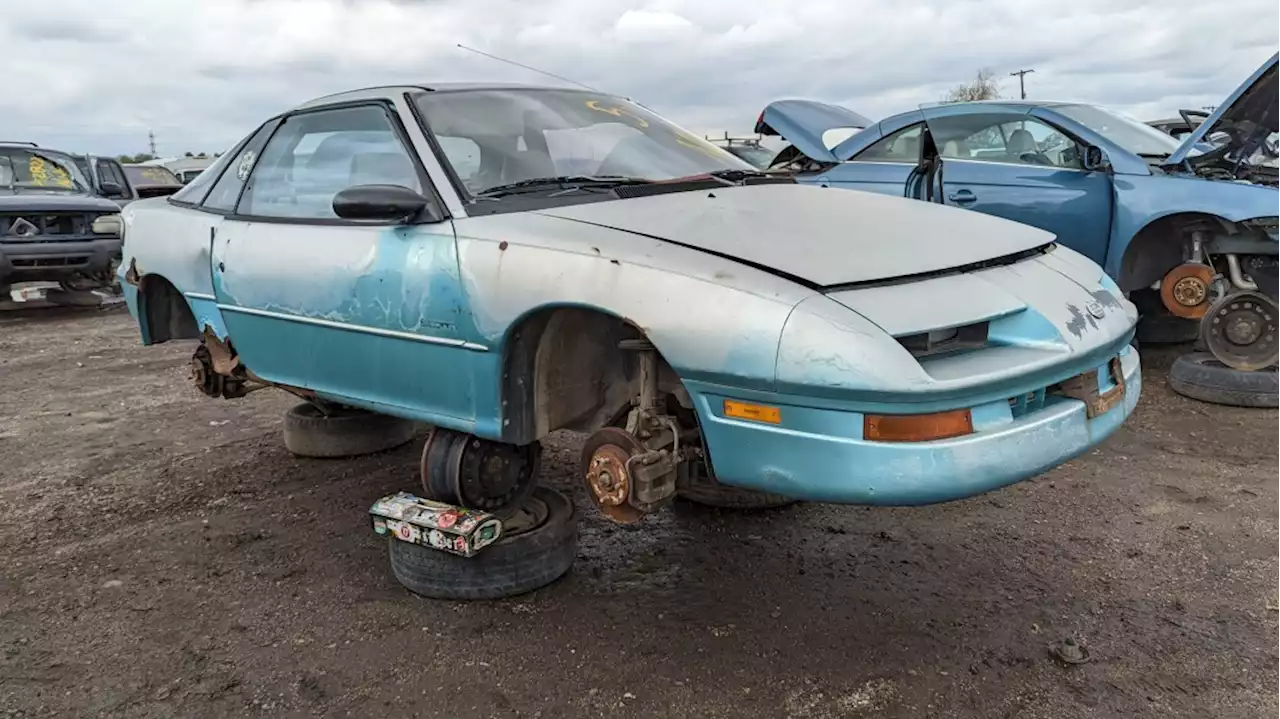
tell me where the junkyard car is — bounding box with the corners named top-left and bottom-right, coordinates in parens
top-left (117, 83), bottom-right (1140, 596)
top-left (756, 53), bottom-right (1278, 378)
top-left (1, 142), bottom-right (125, 297)
top-left (121, 164), bottom-right (186, 199)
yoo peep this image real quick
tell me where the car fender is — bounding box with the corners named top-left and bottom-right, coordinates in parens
top-left (1106, 173), bottom-right (1280, 281)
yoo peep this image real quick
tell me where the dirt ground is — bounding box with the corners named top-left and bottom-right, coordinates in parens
top-left (0, 303), bottom-right (1276, 719)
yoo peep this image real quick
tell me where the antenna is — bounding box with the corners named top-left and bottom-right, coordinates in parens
top-left (456, 44), bottom-right (598, 92)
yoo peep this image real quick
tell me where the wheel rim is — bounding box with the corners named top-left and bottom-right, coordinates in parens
top-left (1203, 291), bottom-right (1279, 371)
top-left (452, 437), bottom-right (541, 515)
top-left (580, 427), bottom-right (645, 524)
top-left (420, 429), bottom-right (540, 518)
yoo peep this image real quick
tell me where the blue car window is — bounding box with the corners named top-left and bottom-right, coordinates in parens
top-left (935, 115), bottom-right (1082, 169)
top-left (853, 123), bottom-right (923, 163)
top-left (238, 105), bottom-right (422, 220)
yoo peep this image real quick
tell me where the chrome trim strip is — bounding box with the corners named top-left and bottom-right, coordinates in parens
top-left (216, 304), bottom-right (489, 351)
top-left (184, 292), bottom-right (217, 301)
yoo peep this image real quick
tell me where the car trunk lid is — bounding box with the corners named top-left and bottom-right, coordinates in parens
top-left (754, 100), bottom-right (873, 165)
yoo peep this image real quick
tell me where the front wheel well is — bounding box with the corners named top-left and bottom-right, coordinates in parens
top-left (500, 307), bottom-right (690, 445)
top-left (1116, 212), bottom-right (1226, 292)
top-left (138, 275), bottom-right (198, 344)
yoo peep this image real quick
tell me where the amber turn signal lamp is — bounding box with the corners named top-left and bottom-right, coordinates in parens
top-left (723, 399), bottom-right (782, 424)
top-left (864, 409), bottom-right (973, 442)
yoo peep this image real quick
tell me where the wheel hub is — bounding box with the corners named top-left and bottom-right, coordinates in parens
top-left (1161, 263), bottom-right (1216, 319)
top-left (1203, 291), bottom-right (1279, 371)
top-left (586, 451), bottom-right (630, 507)
top-left (579, 427), bottom-right (647, 524)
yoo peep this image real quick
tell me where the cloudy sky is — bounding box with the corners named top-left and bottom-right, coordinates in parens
top-left (5, 0), bottom-right (1277, 157)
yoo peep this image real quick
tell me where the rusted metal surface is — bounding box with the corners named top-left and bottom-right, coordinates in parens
top-left (123, 257), bottom-right (141, 286)
top-left (201, 327), bottom-right (241, 375)
top-left (1053, 357), bottom-right (1126, 419)
top-left (581, 427), bottom-right (645, 524)
top-left (1159, 262), bottom-right (1215, 319)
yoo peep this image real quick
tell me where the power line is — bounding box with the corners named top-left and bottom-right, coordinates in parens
top-left (455, 44), bottom-right (598, 92)
top-left (1009, 68), bottom-right (1035, 99)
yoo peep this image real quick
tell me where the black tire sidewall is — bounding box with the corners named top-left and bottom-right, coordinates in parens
top-left (1168, 353), bottom-right (1279, 408)
top-left (387, 486), bottom-right (578, 601)
top-left (282, 402), bottom-right (417, 458)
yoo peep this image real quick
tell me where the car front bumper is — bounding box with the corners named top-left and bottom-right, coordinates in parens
top-left (690, 346), bottom-right (1142, 506)
top-left (0, 238), bottom-right (122, 286)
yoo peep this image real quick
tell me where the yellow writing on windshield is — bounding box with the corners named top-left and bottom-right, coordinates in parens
top-left (27, 156), bottom-right (73, 188)
top-left (140, 168), bottom-right (173, 183)
top-left (585, 100), bottom-right (650, 129)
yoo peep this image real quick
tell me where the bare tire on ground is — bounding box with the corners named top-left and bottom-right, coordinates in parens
top-left (282, 402), bottom-right (417, 458)
top-left (44, 289), bottom-right (104, 308)
top-left (678, 474), bottom-right (796, 510)
top-left (388, 486), bottom-right (578, 601)
top-left (1167, 352), bottom-right (1278, 408)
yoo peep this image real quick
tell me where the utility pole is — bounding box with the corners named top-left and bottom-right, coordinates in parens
top-left (1009, 68), bottom-right (1035, 99)
top-left (147, 130), bottom-right (157, 157)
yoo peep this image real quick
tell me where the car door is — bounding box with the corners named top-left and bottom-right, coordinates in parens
top-left (929, 111), bottom-right (1113, 265)
top-left (209, 102), bottom-right (475, 423)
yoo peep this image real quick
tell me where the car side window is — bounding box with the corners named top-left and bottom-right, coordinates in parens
top-left (96, 160), bottom-right (127, 192)
top-left (936, 115), bottom-right (1082, 169)
top-left (237, 105), bottom-right (423, 220)
top-left (199, 122), bottom-right (279, 212)
top-left (852, 123), bottom-right (923, 163)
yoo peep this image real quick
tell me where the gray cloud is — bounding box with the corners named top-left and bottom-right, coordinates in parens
top-left (2, 0), bottom-right (1275, 156)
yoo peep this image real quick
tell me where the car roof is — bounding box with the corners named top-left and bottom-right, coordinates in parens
top-left (289, 82), bottom-right (617, 112)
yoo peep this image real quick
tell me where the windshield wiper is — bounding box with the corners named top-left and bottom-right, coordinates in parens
top-left (474, 175), bottom-right (654, 199)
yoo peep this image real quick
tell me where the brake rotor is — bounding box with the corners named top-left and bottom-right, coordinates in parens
top-left (1160, 263), bottom-right (1216, 319)
top-left (580, 427), bottom-right (646, 524)
top-left (1202, 291), bottom-right (1279, 371)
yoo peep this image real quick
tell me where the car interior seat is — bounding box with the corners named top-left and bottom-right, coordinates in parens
top-left (1006, 129), bottom-right (1049, 165)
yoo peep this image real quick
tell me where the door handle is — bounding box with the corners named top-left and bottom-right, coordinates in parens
top-left (947, 190), bottom-right (976, 204)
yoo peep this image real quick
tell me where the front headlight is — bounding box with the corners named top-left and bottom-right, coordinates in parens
top-left (92, 213), bottom-right (122, 235)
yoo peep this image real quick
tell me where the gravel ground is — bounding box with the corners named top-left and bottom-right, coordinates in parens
top-left (0, 304), bottom-right (1276, 719)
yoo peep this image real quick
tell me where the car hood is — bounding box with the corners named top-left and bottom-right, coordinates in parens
top-left (754, 100), bottom-right (873, 164)
top-left (1166, 52), bottom-right (1278, 168)
top-left (533, 183), bottom-right (1054, 288)
top-left (0, 190), bottom-right (121, 213)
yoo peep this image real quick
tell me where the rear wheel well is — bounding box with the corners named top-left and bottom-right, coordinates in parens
top-left (500, 307), bottom-right (689, 445)
top-left (139, 275), bottom-right (198, 344)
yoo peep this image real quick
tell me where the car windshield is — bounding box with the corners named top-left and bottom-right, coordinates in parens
top-left (124, 165), bottom-right (181, 186)
top-left (413, 89), bottom-right (754, 197)
top-left (0, 147), bottom-right (89, 192)
top-left (1054, 104), bottom-right (1188, 158)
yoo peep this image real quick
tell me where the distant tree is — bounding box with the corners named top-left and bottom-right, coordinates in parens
top-left (117, 153), bottom-right (156, 163)
top-left (184, 151), bottom-right (194, 157)
top-left (943, 68), bottom-right (1001, 103)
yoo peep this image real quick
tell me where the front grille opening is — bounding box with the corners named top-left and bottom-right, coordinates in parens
top-left (12, 256), bottom-right (89, 268)
top-left (898, 321), bottom-right (989, 359)
top-left (1008, 387), bottom-right (1047, 418)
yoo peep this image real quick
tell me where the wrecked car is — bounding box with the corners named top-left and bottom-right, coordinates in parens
top-left (1, 142), bottom-right (124, 298)
top-left (117, 83), bottom-right (1141, 599)
top-left (756, 52), bottom-right (1278, 401)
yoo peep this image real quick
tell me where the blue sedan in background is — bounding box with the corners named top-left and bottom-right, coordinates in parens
top-left (754, 53), bottom-right (1278, 380)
